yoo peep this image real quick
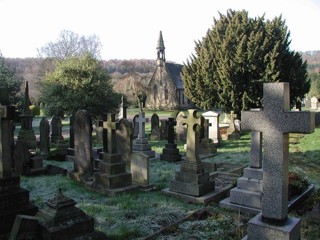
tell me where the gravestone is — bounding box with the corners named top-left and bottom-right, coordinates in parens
top-left (117, 95), bottom-right (128, 119)
top-left (50, 115), bottom-right (64, 143)
top-left (17, 81), bottom-right (37, 149)
top-left (199, 117), bottom-right (217, 155)
top-left (131, 153), bottom-right (152, 188)
top-left (311, 96), bottom-right (318, 110)
top-left (95, 119), bottom-right (103, 142)
top-left (202, 111), bottom-right (221, 145)
top-left (150, 125), bottom-right (161, 141)
top-left (70, 110), bottom-right (93, 182)
top-left (151, 113), bottom-right (160, 132)
top-left (132, 112), bottom-right (155, 158)
top-left (132, 114), bottom-right (139, 138)
top-left (242, 83), bottom-right (315, 240)
top-left (220, 130), bottom-right (263, 213)
top-left (176, 111), bottom-right (187, 141)
top-left (226, 111), bottom-right (240, 140)
top-left (65, 114), bottom-right (75, 161)
top-left (0, 96), bottom-right (38, 236)
top-left (304, 97), bottom-right (311, 108)
top-left (39, 117), bottom-right (50, 158)
top-left (160, 118), bottom-right (181, 162)
top-left (164, 109), bottom-right (215, 200)
top-left (37, 191), bottom-right (106, 239)
top-left (116, 118), bottom-right (133, 166)
top-left (160, 119), bottom-right (168, 140)
top-left (93, 113), bottom-right (136, 194)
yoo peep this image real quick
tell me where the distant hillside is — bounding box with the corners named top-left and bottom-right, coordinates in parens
top-left (301, 50), bottom-right (320, 73)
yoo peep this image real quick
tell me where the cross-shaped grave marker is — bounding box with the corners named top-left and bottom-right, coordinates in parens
top-left (242, 82), bottom-right (314, 223)
top-left (103, 113), bottom-right (117, 154)
top-left (167, 117), bottom-right (176, 144)
top-left (137, 112), bottom-right (146, 139)
top-left (179, 109), bottom-right (203, 162)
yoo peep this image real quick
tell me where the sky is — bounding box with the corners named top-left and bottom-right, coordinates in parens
top-left (0, 0), bottom-right (319, 64)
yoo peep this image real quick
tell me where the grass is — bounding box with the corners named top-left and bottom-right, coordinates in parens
top-left (19, 119), bottom-right (320, 239)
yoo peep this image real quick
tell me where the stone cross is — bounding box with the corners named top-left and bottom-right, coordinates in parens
top-left (137, 112), bottom-right (146, 139)
top-left (241, 82), bottom-right (315, 223)
top-left (167, 117), bottom-right (176, 144)
top-left (202, 118), bottom-right (211, 140)
top-left (103, 113), bottom-right (117, 154)
top-left (179, 109), bottom-right (203, 161)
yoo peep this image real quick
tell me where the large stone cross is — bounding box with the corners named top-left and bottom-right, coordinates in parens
top-left (241, 83), bottom-right (315, 223)
top-left (103, 113), bottom-right (117, 154)
top-left (137, 112), bottom-right (146, 139)
top-left (179, 109), bottom-right (203, 161)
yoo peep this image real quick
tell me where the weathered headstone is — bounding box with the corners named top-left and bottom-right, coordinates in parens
top-left (39, 117), bottom-right (50, 158)
top-left (93, 113), bottom-right (136, 193)
top-left (311, 96), bottom-right (318, 110)
top-left (0, 95), bottom-right (38, 236)
top-left (160, 118), bottom-right (181, 162)
top-left (167, 109), bottom-right (215, 197)
top-left (151, 113), bottom-right (160, 132)
top-left (65, 115), bottom-right (75, 161)
top-left (95, 119), bottom-right (103, 142)
top-left (220, 130), bottom-right (263, 213)
top-left (176, 111), bottom-right (187, 141)
top-left (70, 110), bottom-right (93, 182)
top-left (304, 97), bottom-right (311, 108)
top-left (199, 117), bottom-right (217, 155)
top-left (226, 111), bottom-right (240, 140)
top-left (17, 81), bottom-right (37, 149)
top-left (202, 111), bottom-right (221, 145)
top-left (132, 112), bottom-right (155, 158)
top-left (160, 119), bottom-right (168, 140)
top-left (9, 215), bottom-right (39, 240)
top-left (117, 95), bottom-right (128, 120)
top-left (116, 118), bottom-right (133, 166)
top-left (132, 114), bottom-right (139, 138)
top-left (37, 191), bottom-right (106, 239)
top-left (242, 83), bottom-right (315, 240)
top-left (131, 152), bottom-right (152, 188)
top-left (50, 114), bottom-right (64, 143)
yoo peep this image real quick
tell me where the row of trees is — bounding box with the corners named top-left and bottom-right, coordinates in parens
top-left (1, 10), bottom-right (317, 119)
top-left (182, 10), bottom-right (309, 115)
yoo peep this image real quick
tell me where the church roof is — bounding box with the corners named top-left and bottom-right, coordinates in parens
top-left (165, 62), bottom-right (184, 90)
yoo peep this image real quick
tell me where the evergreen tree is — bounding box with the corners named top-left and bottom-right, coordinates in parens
top-left (182, 9), bottom-right (309, 115)
top-left (39, 54), bottom-right (120, 118)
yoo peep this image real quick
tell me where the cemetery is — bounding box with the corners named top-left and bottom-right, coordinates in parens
top-left (0, 81), bottom-right (320, 239)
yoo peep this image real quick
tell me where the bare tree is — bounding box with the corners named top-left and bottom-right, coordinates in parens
top-left (37, 30), bottom-right (102, 60)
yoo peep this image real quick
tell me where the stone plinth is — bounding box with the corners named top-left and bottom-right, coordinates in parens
top-left (133, 137), bottom-right (155, 158)
top-left (160, 143), bottom-right (181, 162)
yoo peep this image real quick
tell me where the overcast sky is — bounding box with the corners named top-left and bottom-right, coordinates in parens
top-left (0, 0), bottom-right (319, 64)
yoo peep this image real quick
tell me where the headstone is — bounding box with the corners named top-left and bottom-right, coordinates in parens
top-left (71, 110), bottom-right (93, 182)
top-left (160, 118), bottom-right (181, 162)
top-left (167, 109), bottom-right (215, 197)
top-left (93, 113), bottom-right (136, 193)
top-left (151, 113), bottom-right (160, 132)
top-left (37, 191), bottom-right (106, 239)
top-left (199, 117), bottom-right (217, 155)
top-left (226, 111), bottom-right (240, 140)
top-left (116, 118), bottom-right (133, 166)
top-left (242, 83), bottom-right (315, 240)
top-left (132, 114), bottom-right (139, 138)
top-left (17, 81), bottom-right (37, 149)
top-left (220, 130), bottom-right (263, 213)
top-left (131, 153), bottom-right (152, 188)
top-left (50, 115), bottom-right (64, 143)
top-left (160, 119), bottom-right (168, 140)
top-left (202, 111), bottom-right (221, 145)
top-left (39, 117), bottom-right (50, 158)
top-left (9, 215), bottom-right (39, 240)
top-left (132, 112), bottom-right (155, 158)
top-left (0, 94), bottom-right (38, 235)
top-left (304, 97), bottom-right (311, 108)
top-left (95, 119), bottom-right (103, 142)
top-left (117, 95), bottom-right (128, 119)
top-left (311, 96), bottom-right (318, 110)
top-left (65, 115), bottom-right (75, 161)
top-left (150, 125), bottom-right (161, 141)
top-left (176, 111), bottom-right (187, 142)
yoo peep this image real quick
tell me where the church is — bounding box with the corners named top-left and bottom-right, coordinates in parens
top-left (145, 31), bottom-right (193, 110)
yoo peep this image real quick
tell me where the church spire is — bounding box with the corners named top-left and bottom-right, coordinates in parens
top-left (156, 31), bottom-right (165, 66)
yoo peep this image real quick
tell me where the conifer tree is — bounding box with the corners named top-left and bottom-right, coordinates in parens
top-left (182, 9), bottom-right (309, 115)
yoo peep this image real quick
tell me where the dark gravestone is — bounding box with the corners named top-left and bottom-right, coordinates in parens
top-left (116, 118), bottom-right (133, 166)
top-left (132, 114), bottom-right (139, 138)
top-left (37, 191), bottom-right (106, 240)
top-left (39, 117), bottom-right (50, 158)
top-left (242, 83), bottom-right (315, 239)
top-left (17, 81), bottom-right (37, 149)
top-left (0, 99), bottom-right (38, 236)
top-left (160, 119), bottom-right (168, 140)
top-left (160, 118), bottom-right (181, 162)
top-left (71, 110), bottom-right (93, 182)
top-left (50, 115), bottom-right (64, 143)
top-left (65, 115), bottom-right (75, 161)
top-left (151, 113), bottom-right (160, 132)
top-left (169, 110), bottom-right (215, 197)
top-left (9, 214), bottom-right (40, 240)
